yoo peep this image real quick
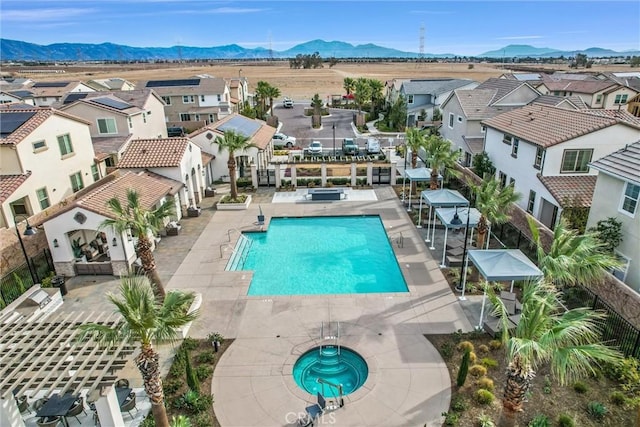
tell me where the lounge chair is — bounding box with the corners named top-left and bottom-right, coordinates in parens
top-left (120, 392), bottom-right (138, 418)
top-left (301, 392), bottom-right (326, 426)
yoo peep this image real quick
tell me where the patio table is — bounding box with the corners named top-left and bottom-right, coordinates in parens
top-left (35, 393), bottom-right (78, 427)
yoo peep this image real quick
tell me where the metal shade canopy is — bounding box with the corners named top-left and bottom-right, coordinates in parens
top-left (402, 167), bottom-right (443, 212)
top-left (417, 189), bottom-right (469, 245)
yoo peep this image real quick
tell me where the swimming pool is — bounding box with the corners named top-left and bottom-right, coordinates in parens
top-left (228, 215), bottom-right (408, 295)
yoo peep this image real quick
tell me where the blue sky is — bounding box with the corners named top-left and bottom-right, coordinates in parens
top-left (1, 1), bottom-right (639, 56)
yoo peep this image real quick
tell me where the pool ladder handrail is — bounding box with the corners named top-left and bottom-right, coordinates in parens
top-left (220, 234), bottom-right (252, 270)
top-left (320, 321), bottom-right (340, 356)
top-left (388, 232), bottom-right (404, 248)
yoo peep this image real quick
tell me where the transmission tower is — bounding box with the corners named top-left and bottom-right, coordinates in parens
top-left (419, 23), bottom-right (425, 64)
top-left (268, 31), bottom-right (273, 61)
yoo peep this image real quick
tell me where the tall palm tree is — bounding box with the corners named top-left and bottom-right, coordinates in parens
top-left (528, 216), bottom-right (622, 289)
top-left (404, 127), bottom-right (426, 194)
top-left (77, 275), bottom-right (198, 427)
top-left (488, 281), bottom-right (622, 427)
top-left (468, 176), bottom-right (521, 249)
top-left (368, 79), bottom-right (384, 114)
top-left (214, 130), bottom-right (256, 201)
top-left (423, 134), bottom-right (461, 190)
top-left (102, 190), bottom-right (174, 300)
top-left (264, 84), bottom-right (281, 115)
top-left (343, 77), bottom-right (355, 97)
top-left (254, 81), bottom-right (270, 119)
top-left (354, 77), bottom-right (371, 113)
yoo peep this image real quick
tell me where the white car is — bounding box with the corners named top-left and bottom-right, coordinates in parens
top-left (272, 132), bottom-right (297, 148)
top-left (283, 97), bottom-right (294, 108)
top-left (365, 138), bottom-right (380, 154)
top-left (308, 140), bottom-right (323, 154)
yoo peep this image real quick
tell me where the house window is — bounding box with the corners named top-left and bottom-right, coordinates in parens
top-left (407, 95), bottom-right (414, 104)
top-left (448, 113), bottom-right (454, 128)
top-left (201, 95), bottom-right (205, 102)
top-left (11, 202), bottom-right (27, 216)
top-left (620, 182), bottom-right (640, 216)
top-left (511, 138), bottom-right (519, 158)
top-left (457, 116), bottom-right (463, 122)
top-left (208, 114), bottom-right (215, 123)
top-left (611, 252), bottom-right (630, 282)
top-left (128, 117), bottom-right (132, 128)
top-left (509, 177), bottom-right (515, 187)
top-left (70, 172), bottom-right (84, 192)
top-left (561, 149), bottom-right (592, 173)
top-left (161, 96), bottom-right (171, 105)
top-left (480, 125), bottom-right (486, 134)
top-left (503, 134), bottom-right (513, 145)
top-left (614, 94), bottom-right (628, 104)
top-left (91, 164), bottom-right (100, 182)
top-left (32, 140), bottom-right (47, 152)
top-left (180, 113), bottom-right (191, 121)
top-left (595, 94), bottom-right (602, 104)
top-left (498, 171), bottom-right (507, 188)
top-left (97, 118), bottom-right (117, 134)
top-left (534, 146), bottom-right (545, 169)
top-left (57, 134), bottom-right (74, 156)
top-left (142, 113), bottom-right (147, 123)
top-left (183, 95), bottom-right (195, 104)
top-left (527, 190), bottom-right (536, 213)
top-left (553, 91), bottom-right (559, 96)
top-left (36, 187), bottom-right (50, 209)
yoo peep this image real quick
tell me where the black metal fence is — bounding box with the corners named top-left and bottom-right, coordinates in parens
top-left (0, 249), bottom-right (54, 308)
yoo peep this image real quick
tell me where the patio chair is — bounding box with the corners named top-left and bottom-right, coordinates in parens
top-left (301, 392), bottom-right (326, 426)
top-left (115, 378), bottom-right (130, 388)
top-left (33, 397), bottom-right (49, 412)
top-left (120, 392), bottom-right (138, 418)
top-left (65, 396), bottom-right (86, 424)
top-left (17, 395), bottom-right (31, 414)
top-left (36, 416), bottom-right (62, 427)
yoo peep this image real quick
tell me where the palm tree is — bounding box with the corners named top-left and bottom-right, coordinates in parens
top-left (368, 78), bottom-right (384, 114)
top-left (528, 216), bottom-right (622, 289)
top-left (264, 84), bottom-right (281, 116)
top-left (468, 176), bottom-right (521, 249)
top-left (102, 190), bottom-right (174, 300)
top-left (488, 281), bottom-right (622, 427)
top-left (77, 275), bottom-right (198, 427)
top-left (343, 77), bottom-right (355, 97)
top-left (354, 77), bottom-right (371, 113)
top-left (404, 127), bottom-right (426, 194)
top-left (214, 130), bottom-right (256, 201)
top-left (423, 134), bottom-right (461, 190)
top-left (254, 81), bottom-right (270, 119)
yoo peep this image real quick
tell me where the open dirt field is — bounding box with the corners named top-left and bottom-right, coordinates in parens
top-left (6, 61), bottom-right (634, 101)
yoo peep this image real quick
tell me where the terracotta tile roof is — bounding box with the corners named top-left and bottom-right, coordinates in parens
top-left (136, 170), bottom-right (184, 195)
top-left (476, 78), bottom-right (534, 103)
top-left (201, 152), bottom-right (214, 165)
top-left (462, 136), bottom-right (484, 154)
top-left (590, 140), bottom-right (640, 185)
top-left (455, 89), bottom-right (520, 119)
top-left (117, 138), bottom-right (188, 168)
top-left (584, 109), bottom-right (640, 128)
top-left (541, 78), bottom-right (617, 94)
top-left (538, 175), bottom-right (597, 208)
top-left (530, 94), bottom-right (581, 109)
top-left (0, 105), bottom-right (91, 146)
top-left (483, 105), bottom-right (619, 148)
top-left (0, 172), bottom-right (31, 203)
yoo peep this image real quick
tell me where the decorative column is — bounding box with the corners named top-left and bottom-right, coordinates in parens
top-left (350, 163), bottom-right (357, 187)
top-left (95, 386), bottom-right (125, 427)
top-left (250, 163), bottom-right (258, 189)
top-left (274, 164), bottom-right (282, 189)
top-left (390, 161), bottom-right (397, 185)
top-left (321, 163), bottom-right (327, 187)
top-left (290, 165), bottom-right (297, 188)
top-left (366, 162), bottom-right (373, 186)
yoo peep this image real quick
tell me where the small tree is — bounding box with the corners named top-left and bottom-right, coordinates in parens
top-left (184, 348), bottom-right (200, 393)
top-left (457, 349), bottom-right (471, 387)
top-left (472, 152), bottom-right (496, 178)
top-left (589, 217), bottom-right (623, 253)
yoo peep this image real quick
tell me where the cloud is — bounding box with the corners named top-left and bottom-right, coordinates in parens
top-left (496, 35), bottom-right (544, 40)
top-left (1, 8), bottom-right (96, 22)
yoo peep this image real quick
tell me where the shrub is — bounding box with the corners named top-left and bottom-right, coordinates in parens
top-left (469, 365), bottom-right (487, 377)
top-left (586, 401), bottom-right (607, 420)
top-left (488, 340), bottom-right (502, 350)
top-left (474, 389), bottom-right (495, 405)
top-left (457, 341), bottom-right (474, 352)
top-left (610, 391), bottom-right (627, 405)
top-left (184, 349), bottom-right (200, 393)
top-left (573, 381), bottom-right (588, 394)
top-left (477, 344), bottom-right (489, 354)
top-left (451, 394), bottom-right (467, 412)
top-left (171, 415), bottom-right (192, 427)
top-left (195, 365), bottom-right (213, 381)
top-left (481, 357), bottom-right (498, 369)
top-left (543, 376), bottom-right (552, 395)
top-left (527, 414), bottom-right (550, 427)
top-left (557, 414), bottom-right (575, 427)
top-left (440, 342), bottom-right (454, 360)
top-left (468, 352), bottom-right (477, 364)
top-left (181, 337), bottom-right (199, 351)
top-left (140, 416), bottom-right (155, 427)
top-left (604, 357), bottom-right (640, 394)
top-left (164, 378), bottom-right (184, 395)
top-left (457, 350), bottom-right (471, 387)
top-left (196, 351), bottom-right (215, 364)
top-left (174, 390), bottom-right (213, 414)
top-left (191, 412), bottom-right (213, 427)
top-left (477, 413), bottom-right (495, 427)
top-left (477, 377), bottom-right (494, 391)
top-left (441, 411), bottom-right (459, 426)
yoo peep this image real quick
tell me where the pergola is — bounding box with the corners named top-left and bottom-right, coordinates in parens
top-left (401, 167), bottom-right (442, 211)
top-left (434, 207), bottom-right (482, 267)
top-left (0, 311), bottom-right (136, 426)
top-left (463, 249), bottom-right (543, 329)
top-left (417, 189), bottom-right (469, 249)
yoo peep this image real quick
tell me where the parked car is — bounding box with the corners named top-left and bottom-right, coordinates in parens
top-left (342, 138), bottom-right (359, 155)
top-left (365, 138), bottom-right (380, 154)
top-left (272, 132), bottom-right (297, 148)
top-left (283, 97), bottom-right (294, 108)
top-left (308, 141), bottom-right (323, 154)
top-left (167, 126), bottom-right (186, 137)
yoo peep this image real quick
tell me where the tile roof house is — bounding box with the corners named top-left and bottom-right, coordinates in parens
top-left (137, 76), bottom-right (232, 131)
top-left (85, 78), bottom-right (136, 92)
top-left (0, 105), bottom-right (97, 228)
top-left (587, 141), bottom-right (640, 292)
top-left (117, 137), bottom-right (204, 209)
top-left (482, 104), bottom-right (640, 229)
top-left (0, 90), bottom-right (35, 105)
top-left (189, 113), bottom-right (276, 186)
top-left (440, 78), bottom-right (541, 166)
top-left (537, 76), bottom-right (638, 109)
top-left (26, 81), bottom-right (96, 107)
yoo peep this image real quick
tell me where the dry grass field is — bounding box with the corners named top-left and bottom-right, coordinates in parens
top-left (6, 61), bottom-right (634, 101)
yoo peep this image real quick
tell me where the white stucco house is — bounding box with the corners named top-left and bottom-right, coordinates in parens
top-left (482, 105), bottom-right (640, 229)
top-left (587, 141), bottom-right (640, 292)
top-left (27, 81), bottom-right (95, 107)
top-left (0, 90), bottom-right (35, 105)
top-left (537, 77), bottom-right (638, 110)
top-left (189, 113), bottom-right (276, 186)
top-left (0, 105), bottom-right (97, 228)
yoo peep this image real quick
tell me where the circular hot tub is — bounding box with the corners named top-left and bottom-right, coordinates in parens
top-left (292, 346), bottom-right (368, 397)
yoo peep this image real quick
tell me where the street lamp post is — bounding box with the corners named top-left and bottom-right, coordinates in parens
top-left (13, 214), bottom-right (38, 285)
top-left (332, 123), bottom-right (336, 156)
top-left (456, 205), bottom-right (472, 299)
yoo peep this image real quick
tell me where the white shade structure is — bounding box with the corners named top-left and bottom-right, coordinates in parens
top-left (463, 249), bottom-right (544, 329)
top-left (435, 207), bottom-right (481, 267)
top-left (402, 168), bottom-right (442, 212)
top-left (417, 189), bottom-right (469, 248)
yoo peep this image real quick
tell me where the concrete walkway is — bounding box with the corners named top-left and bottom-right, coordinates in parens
top-left (164, 186), bottom-right (472, 427)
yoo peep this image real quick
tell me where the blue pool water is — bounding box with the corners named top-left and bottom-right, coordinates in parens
top-left (230, 215), bottom-right (408, 295)
top-left (293, 346), bottom-right (368, 397)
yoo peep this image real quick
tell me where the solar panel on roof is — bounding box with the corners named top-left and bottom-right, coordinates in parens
top-left (9, 90), bottom-right (33, 98)
top-left (146, 79), bottom-right (200, 88)
top-left (217, 116), bottom-right (260, 137)
top-left (0, 112), bottom-right (36, 136)
top-left (90, 97), bottom-right (133, 110)
top-left (32, 82), bottom-right (70, 88)
top-left (63, 93), bottom-right (89, 104)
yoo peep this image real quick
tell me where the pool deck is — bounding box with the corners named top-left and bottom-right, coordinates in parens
top-left (167, 186), bottom-right (473, 426)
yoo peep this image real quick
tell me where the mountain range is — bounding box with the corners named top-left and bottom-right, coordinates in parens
top-left (1, 39), bottom-right (638, 61)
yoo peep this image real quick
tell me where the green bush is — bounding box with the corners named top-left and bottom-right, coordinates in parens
top-left (488, 340), bottom-right (502, 350)
top-left (477, 377), bottom-right (494, 391)
top-left (477, 413), bottom-right (495, 427)
top-left (527, 414), bottom-right (550, 427)
top-left (174, 390), bottom-right (213, 414)
top-left (457, 341), bottom-right (474, 352)
top-left (469, 365), bottom-right (487, 377)
top-left (477, 344), bottom-right (489, 354)
top-left (441, 411), bottom-right (459, 426)
top-left (573, 381), bottom-right (588, 394)
top-left (140, 416), bottom-right (156, 427)
top-left (481, 357), bottom-right (499, 369)
top-left (440, 342), bottom-right (454, 360)
top-left (474, 389), bottom-right (495, 405)
top-left (164, 378), bottom-right (184, 395)
top-left (543, 376), bottom-right (552, 395)
top-left (195, 365), bottom-right (213, 381)
top-left (181, 337), bottom-right (199, 351)
top-left (185, 349), bottom-right (200, 393)
top-left (604, 357), bottom-right (640, 394)
top-left (171, 415), bottom-right (192, 427)
top-left (196, 351), bottom-right (215, 364)
top-left (450, 394), bottom-right (467, 412)
top-left (191, 412), bottom-right (213, 427)
top-left (586, 401), bottom-right (607, 420)
top-left (609, 391), bottom-right (627, 405)
top-left (557, 414), bottom-right (575, 427)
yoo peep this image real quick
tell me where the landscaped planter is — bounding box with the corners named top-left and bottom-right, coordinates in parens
top-left (216, 194), bottom-right (252, 210)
